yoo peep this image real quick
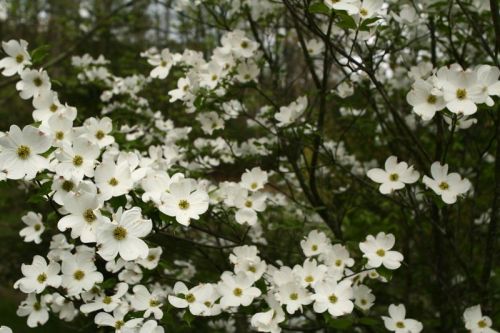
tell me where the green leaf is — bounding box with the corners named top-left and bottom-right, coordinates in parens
top-left (99, 277), bottom-right (117, 289)
top-left (30, 45), bottom-right (50, 65)
top-left (336, 11), bottom-right (357, 30)
top-left (308, 2), bottom-right (331, 15)
top-left (182, 311), bottom-right (195, 326)
top-left (325, 315), bottom-right (354, 329)
top-left (359, 17), bottom-right (381, 31)
top-left (377, 266), bottom-right (393, 281)
top-left (109, 195), bottom-right (127, 210)
top-left (357, 317), bottom-right (379, 326)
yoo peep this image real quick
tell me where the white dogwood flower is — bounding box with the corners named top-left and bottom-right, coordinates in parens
top-left (359, 232), bottom-right (404, 270)
top-left (0, 125), bottom-right (51, 180)
top-left (160, 179), bottom-right (209, 226)
top-left (423, 161), bottom-right (471, 204)
top-left (382, 304), bottom-right (423, 333)
top-left (0, 39), bottom-right (31, 76)
top-left (463, 305), bottom-right (498, 333)
top-left (367, 156), bottom-right (420, 194)
top-left (14, 255), bottom-right (61, 294)
top-left (97, 207), bottom-right (152, 261)
top-left (311, 280), bottom-right (354, 317)
top-left (19, 211), bottom-right (44, 244)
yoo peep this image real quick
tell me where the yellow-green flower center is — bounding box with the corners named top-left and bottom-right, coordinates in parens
top-left (83, 209), bottom-right (97, 223)
top-left (37, 273), bottom-right (47, 283)
top-left (149, 299), bottom-right (160, 307)
top-left (95, 130), bottom-right (105, 140)
top-left (113, 226), bottom-right (127, 240)
top-left (233, 288), bottom-right (243, 297)
top-left (73, 155), bottom-right (84, 166)
top-left (185, 293), bottom-right (196, 303)
top-left (389, 173), bottom-right (399, 181)
top-left (33, 302), bottom-right (41, 311)
top-left (456, 88), bottom-right (467, 100)
top-left (73, 270), bottom-right (85, 281)
top-left (17, 145), bottom-right (31, 160)
top-left (178, 200), bottom-right (190, 210)
top-left (108, 177), bottom-right (119, 186)
top-left (33, 77), bottom-right (43, 87)
top-left (62, 180), bottom-right (74, 192)
top-left (439, 181), bottom-right (449, 190)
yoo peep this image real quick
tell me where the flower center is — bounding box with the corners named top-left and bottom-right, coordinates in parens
top-left (427, 95), bottom-right (437, 104)
top-left (361, 299), bottom-right (367, 305)
top-left (147, 255), bottom-right (156, 261)
top-left (233, 288), bottom-right (243, 297)
top-left (305, 275), bottom-right (314, 283)
top-left (360, 8), bottom-right (368, 16)
top-left (83, 209), bottom-right (97, 223)
top-left (50, 103), bottom-right (58, 112)
top-left (396, 321), bottom-right (405, 328)
top-left (248, 265), bottom-right (256, 273)
top-left (245, 200), bottom-right (253, 208)
top-left (55, 131), bottom-right (64, 140)
top-left (185, 293), bottom-right (196, 303)
top-left (95, 130), bottom-right (105, 140)
top-left (241, 41), bottom-right (249, 49)
top-left (73, 155), bottom-right (84, 166)
top-left (289, 292), bottom-right (298, 300)
top-left (34, 224), bottom-right (42, 231)
top-left (311, 244), bottom-right (318, 251)
top-left (115, 320), bottom-right (124, 329)
top-left (73, 270), bottom-right (85, 281)
top-left (113, 226), bottom-right (128, 240)
top-left (376, 249), bottom-right (386, 257)
top-left (62, 180), bottom-right (75, 192)
top-left (335, 259), bottom-right (342, 267)
top-left (16, 145), bottom-right (31, 160)
top-left (456, 88), bottom-right (467, 100)
top-left (33, 77), bottom-right (43, 87)
top-left (389, 173), bottom-right (399, 181)
top-left (108, 177), bottom-right (119, 186)
top-left (103, 296), bottom-right (112, 304)
top-left (178, 199), bottom-right (190, 210)
top-left (211, 74), bottom-right (218, 81)
top-left (250, 182), bottom-right (258, 190)
top-left (478, 320), bottom-right (488, 328)
top-left (439, 181), bottom-right (449, 190)
top-left (37, 273), bottom-right (47, 283)
top-left (149, 299), bottom-right (160, 307)
top-left (329, 294), bottom-right (338, 303)
top-left (16, 54), bottom-right (24, 63)
top-left (33, 302), bottom-right (41, 311)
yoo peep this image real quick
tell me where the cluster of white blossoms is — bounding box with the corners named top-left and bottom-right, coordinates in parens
top-left (165, 229), bottom-right (407, 332)
top-left (407, 63), bottom-right (500, 121)
top-left (0, 1), bottom-right (498, 329)
top-left (367, 156), bottom-right (471, 204)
